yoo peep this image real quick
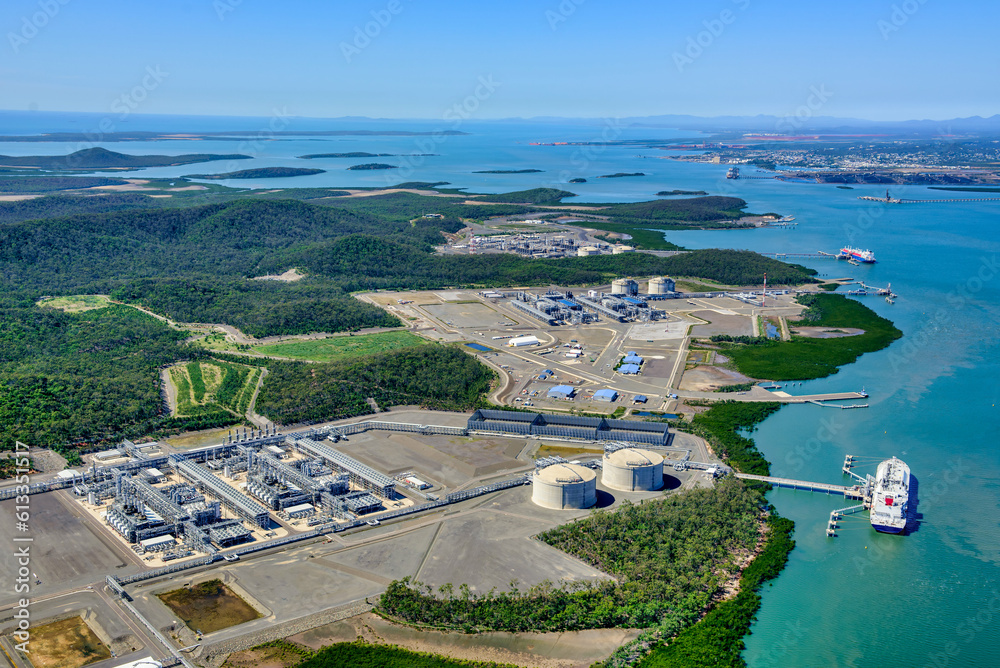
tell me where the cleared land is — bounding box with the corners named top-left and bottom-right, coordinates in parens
top-left (20, 616), bottom-right (111, 668)
top-left (253, 331), bottom-right (427, 362)
top-left (168, 359), bottom-right (260, 418)
top-left (0, 494), bottom-right (126, 597)
top-left (158, 579), bottom-right (261, 634)
top-left (36, 294), bottom-right (111, 312)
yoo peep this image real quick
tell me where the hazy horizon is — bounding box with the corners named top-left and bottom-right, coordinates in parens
top-left (3, 0), bottom-right (997, 122)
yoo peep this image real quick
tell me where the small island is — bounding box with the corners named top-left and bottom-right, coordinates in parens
top-left (657, 189), bottom-right (708, 196)
top-left (598, 172), bottom-right (646, 178)
top-left (569, 177), bottom-right (587, 183)
top-left (299, 152), bottom-right (395, 159)
top-left (184, 167), bottom-right (325, 180)
top-left (0, 147), bottom-right (251, 170)
top-left (472, 169), bottom-right (544, 174)
top-left (300, 152), bottom-right (438, 159)
top-left (347, 163), bottom-right (398, 170)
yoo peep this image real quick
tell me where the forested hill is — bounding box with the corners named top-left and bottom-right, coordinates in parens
top-left (0, 198), bottom-right (460, 294)
top-left (0, 147), bottom-right (251, 169)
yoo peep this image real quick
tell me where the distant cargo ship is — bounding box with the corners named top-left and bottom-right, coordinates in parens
top-left (869, 457), bottom-right (910, 534)
top-left (839, 246), bottom-right (877, 263)
top-left (726, 166), bottom-right (740, 179)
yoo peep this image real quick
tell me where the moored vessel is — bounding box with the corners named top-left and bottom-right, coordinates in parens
top-left (869, 456), bottom-right (910, 534)
top-left (839, 246), bottom-right (877, 263)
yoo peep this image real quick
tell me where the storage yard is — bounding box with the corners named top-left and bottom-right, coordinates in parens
top-left (364, 278), bottom-right (808, 412)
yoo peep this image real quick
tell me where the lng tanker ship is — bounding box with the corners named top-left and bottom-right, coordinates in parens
top-left (840, 246), bottom-right (877, 263)
top-left (869, 456), bottom-right (910, 534)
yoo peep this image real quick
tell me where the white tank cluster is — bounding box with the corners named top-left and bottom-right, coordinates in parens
top-left (532, 463), bottom-right (597, 510)
top-left (601, 448), bottom-right (664, 492)
top-left (647, 276), bottom-right (676, 294)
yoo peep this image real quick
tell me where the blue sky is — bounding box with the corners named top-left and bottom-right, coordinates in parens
top-left (1, 0), bottom-right (997, 120)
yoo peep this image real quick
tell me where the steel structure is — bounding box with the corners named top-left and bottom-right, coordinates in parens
top-left (290, 437), bottom-right (396, 497)
top-left (169, 455), bottom-right (270, 528)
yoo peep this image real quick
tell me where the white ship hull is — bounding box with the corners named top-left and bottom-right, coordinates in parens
top-left (870, 457), bottom-right (910, 534)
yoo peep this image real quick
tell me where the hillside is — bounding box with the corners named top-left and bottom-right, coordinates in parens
top-left (0, 147), bottom-right (251, 169)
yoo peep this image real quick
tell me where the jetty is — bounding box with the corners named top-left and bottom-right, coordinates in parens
top-left (734, 473), bottom-right (866, 499)
top-left (807, 400), bottom-right (869, 409)
top-left (733, 454), bottom-right (878, 537)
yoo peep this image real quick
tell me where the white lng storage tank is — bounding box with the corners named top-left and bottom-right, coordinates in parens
top-left (532, 463), bottom-right (597, 510)
top-left (602, 448), bottom-right (664, 491)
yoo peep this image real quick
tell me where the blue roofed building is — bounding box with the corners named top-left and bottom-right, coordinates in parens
top-left (633, 395), bottom-right (648, 404)
top-left (593, 389), bottom-right (619, 402)
top-left (623, 353), bottom-right (643, 365)
top-left (547, 385), bottom-right (576, 399)
top-left (618, 363), bottom-right (641, 375)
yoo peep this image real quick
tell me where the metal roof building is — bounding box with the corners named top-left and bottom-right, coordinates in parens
top-left (619, 363), bottom-right (641, 375)
top-left (623, 354), bottom-right (643, 365)
top-left (508, 334), bottom-right (541, 347)
top-left (468, 410), bottom-right (670, 446)
top-left (547, 385), bottom-right (576, 399)
top-left (593, 389), bottom-right (619, 402)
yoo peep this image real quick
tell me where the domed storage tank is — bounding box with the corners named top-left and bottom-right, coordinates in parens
top-left (532, 463), bottom-right (598, 510)
top-left (612, 244), bottom-right (635, 254)
top-left (602, 448), bottom-right (664, 492)
top-left (611, 278), bottom-right (638, 295)
top-left (648, 276), bottom-right (676, 294)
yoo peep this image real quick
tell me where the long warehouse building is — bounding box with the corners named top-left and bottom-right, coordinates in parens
top-left (291, 438), bottom-right (396, 497)
top-left (169, 455), bottom-right (270, 529)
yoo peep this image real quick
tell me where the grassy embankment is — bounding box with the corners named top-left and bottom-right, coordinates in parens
top-left (713, 293), bottom-right (902, 380)
top-left (253, 331), bottom-right (428, 362)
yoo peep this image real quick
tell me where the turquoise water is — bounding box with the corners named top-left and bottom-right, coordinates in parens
top-left (3, 113), bottom-right (999, 665)
top-left (664, 182), bottom-right (1000, 668)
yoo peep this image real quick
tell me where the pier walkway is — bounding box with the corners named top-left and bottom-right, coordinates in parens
top-left (734, 473), bottom-right (866, 499)
top-left (677, 387), bottom-right (868, 404)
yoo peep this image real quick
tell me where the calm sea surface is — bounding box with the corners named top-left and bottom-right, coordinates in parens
top-left (3, 112), bottom-right (998, 667)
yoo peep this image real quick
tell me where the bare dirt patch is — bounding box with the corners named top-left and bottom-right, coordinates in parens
top-left (158, 579), bottom-right (261, 634)
top-left (790, 326), bottom-right (864, 338)
top-left (91, 178), bottom-right (152, 191)
top-left (253, 268), bottom-right (306, 282)
top-left (679, 365), bottom-right (754, 391)
top-left (0, 194), bottom-right (41, 201)
top-left (21, 616), bottom-right (111, 668)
